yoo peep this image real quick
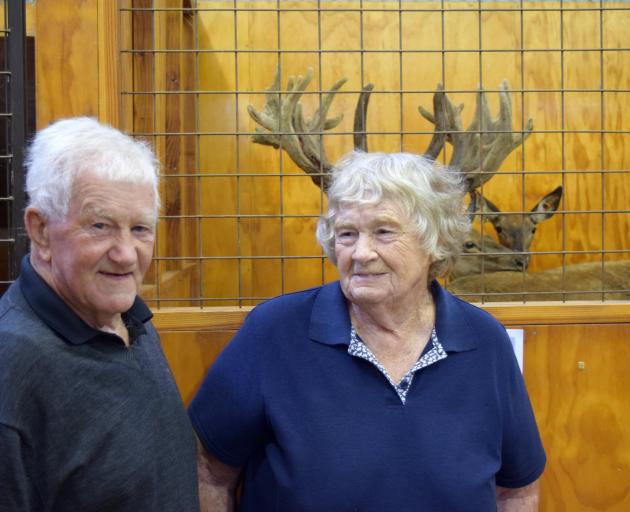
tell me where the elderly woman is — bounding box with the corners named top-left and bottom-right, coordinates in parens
top-left (189, 152), bottom-right (546, 511)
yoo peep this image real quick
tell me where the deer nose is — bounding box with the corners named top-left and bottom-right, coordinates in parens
top-left (515, 255), bottom-right (529, 271)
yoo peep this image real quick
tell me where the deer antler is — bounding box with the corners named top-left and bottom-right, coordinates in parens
top-left (247, 67), bottom-right (347, 190)
top-left (353, 83), bottom-right (375, 152)
top-left (419, 80), bottom-right (533, 191)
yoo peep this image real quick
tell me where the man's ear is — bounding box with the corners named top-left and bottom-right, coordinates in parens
top-left (24, 207), bottom-right (52, 262)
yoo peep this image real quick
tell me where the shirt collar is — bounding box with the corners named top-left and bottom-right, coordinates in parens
top-left (430, 280), bottom-right (477, 352)
top-left (19, 255), bottom-right (153, 345)
top-left (309, 281), bottom-right (352, 346)
top-left (308, 280), bottom-right (477, 353)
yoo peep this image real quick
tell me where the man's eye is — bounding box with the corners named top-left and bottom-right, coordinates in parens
top-left (92, 223), bottom-right (106, 230)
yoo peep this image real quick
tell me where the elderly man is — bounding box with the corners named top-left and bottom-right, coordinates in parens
top-left (0, 118), bottom-right (199, 511)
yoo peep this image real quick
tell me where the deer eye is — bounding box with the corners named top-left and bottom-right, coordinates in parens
top-left (531, 227), bottom-right (537, 234)
top-left (495, 226), bottom-right (503, 234)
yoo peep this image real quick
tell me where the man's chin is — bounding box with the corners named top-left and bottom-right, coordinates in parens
top-left (98, 293), bottom-right (137, 315)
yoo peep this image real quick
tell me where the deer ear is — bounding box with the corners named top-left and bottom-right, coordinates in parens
top-left (530, 185), bottom-right (563, 224)
top-left (475, 192), bottom-right (501, 223)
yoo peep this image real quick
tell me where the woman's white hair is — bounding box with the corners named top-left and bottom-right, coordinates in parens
top-left (316, 151), bottom-right (471, 280)
top-left (25, 117), bottom-right (160, 219)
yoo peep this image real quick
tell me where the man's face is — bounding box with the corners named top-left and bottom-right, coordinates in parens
top-left (43, 172), bottom-right (156, 328)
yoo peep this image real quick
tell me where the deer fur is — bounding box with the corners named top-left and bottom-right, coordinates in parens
top-left (447, 260), bottom-right (630, 302)
top-left (451, 229), bottom-right (527, 279)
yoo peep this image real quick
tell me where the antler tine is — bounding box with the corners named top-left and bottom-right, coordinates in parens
top-left (421, 84), bottom-right (447, 160)
top-left (300, 76), bottom-right (347, 189)
top-left (247, 67), bottom-right (347, 190)
top-left (353, 83), bottom-right (375, 152)
top-left (463, 81), bottom-right (534, 190)
top-left (497, 80), bottom-right (534, 152)
top-left (431, 80), bottom-right (534, 192)
top-left (419, 85), bottom-right (466, 163)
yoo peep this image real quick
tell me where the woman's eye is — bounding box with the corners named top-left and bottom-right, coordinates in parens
top-left (336, 231), bottom-right (357, 242)
top-left (464, 241), bottom-right (477, 249)
top-left (375, 228), bottom-right (396, 240)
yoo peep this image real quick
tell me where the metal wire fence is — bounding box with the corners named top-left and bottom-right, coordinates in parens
top-left (0, 1), bottom-right (31, 295)
top-left (120, 0), bottom-right (630, 306)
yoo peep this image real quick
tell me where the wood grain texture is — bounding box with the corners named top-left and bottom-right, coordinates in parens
top-left (97, 0), bottom-right (120, 126)
top-left (151, 302), bottom-right (630, 330)
top-left (161, 330), bottom-right (234, 404)
top-left (36, 0), bottom-right (99, 126)
top-left (524, 324), bottom-right (630, 511)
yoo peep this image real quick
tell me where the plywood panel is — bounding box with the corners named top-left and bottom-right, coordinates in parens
top-left (524, 324), bottom-right (630, 511)
top-left (161, 329), bottom-right (234, 405)
top-left (36, 0), bottom-right (99, 126)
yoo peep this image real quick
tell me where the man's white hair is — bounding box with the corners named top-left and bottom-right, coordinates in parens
top-left (25, 117), bottom-right (160, 219)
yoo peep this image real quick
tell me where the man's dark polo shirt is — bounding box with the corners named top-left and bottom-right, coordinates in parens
top-left (0, 257), bottom-right (199, 512)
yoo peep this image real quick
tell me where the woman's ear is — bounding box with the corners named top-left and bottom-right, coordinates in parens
top-left (24, 207), bottom-right (52, 262)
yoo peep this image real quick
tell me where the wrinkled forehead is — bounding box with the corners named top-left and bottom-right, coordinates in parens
top-left (335, 199), bottom-right (410, 225)
top-left (71, 174), bottom-right (158, 220)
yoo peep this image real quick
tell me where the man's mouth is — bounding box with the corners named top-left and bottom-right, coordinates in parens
top-left (99, 271), bottom-right (134, 279)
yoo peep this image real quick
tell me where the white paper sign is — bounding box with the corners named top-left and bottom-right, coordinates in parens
top-left (506, 328), bottom-right (524, 373)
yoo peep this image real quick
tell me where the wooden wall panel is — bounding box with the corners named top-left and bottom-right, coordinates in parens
top-left (35, 0), bottom-right (100, 126)
top-left (524, 324), bottom-right (630, 511)
top-left (161, 330), bottom-right (234, 405)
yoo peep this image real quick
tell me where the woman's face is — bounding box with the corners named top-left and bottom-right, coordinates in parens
top-left (333, 200), bottom-right (433, 308)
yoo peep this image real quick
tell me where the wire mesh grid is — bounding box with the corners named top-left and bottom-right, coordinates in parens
top-left (119, 0), bottom-right (630, 306)
top-left (0, 1), bottom-right (30, 295)
top-left (0, 3), bottom-right (11, 294)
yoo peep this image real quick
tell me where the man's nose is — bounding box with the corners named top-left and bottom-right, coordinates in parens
top-left (109, 232), bottom-right (138, 266)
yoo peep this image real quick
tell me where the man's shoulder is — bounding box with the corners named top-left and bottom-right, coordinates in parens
top-left (0, 283), bottom-right (61, 366)
top-left (0, 282), bottom-right (44, 332)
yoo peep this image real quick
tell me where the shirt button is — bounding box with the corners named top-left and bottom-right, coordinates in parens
top-left (399, 379), bottom-right (409, 390)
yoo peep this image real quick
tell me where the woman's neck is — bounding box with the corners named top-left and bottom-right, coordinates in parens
top-left (349, 286), bottom-right (435, 342)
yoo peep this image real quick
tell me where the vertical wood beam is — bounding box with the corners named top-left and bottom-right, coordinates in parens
top-left (35, 0), bottom-right (99, 127)
top-left (98, 0), bottom-right (120, 127)
top-left (35, 0), bottom-right (121, 128)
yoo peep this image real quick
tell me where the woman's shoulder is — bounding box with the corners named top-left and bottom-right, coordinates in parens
top-left (255, 282), bottom-right (339, 312)
top-left (437, 284), bottom-right (510, 342)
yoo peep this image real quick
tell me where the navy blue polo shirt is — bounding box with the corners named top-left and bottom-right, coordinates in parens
top-left (189, 281), bottom-right (546, 511)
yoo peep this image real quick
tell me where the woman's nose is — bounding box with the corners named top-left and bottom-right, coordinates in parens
top-left (352, 233), bottom-right (377, 261)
